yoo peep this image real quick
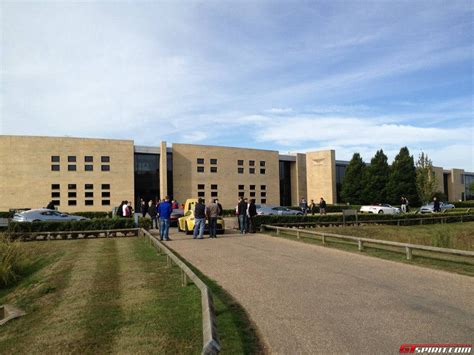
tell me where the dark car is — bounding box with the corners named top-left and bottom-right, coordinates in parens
top-left (170, 208), bottom-right (184, 226)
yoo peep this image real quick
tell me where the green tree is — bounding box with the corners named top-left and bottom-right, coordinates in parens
top-left (364, 149), bottom-right (390, 203)
top-left (341, 153), bottom-right (367, 204)
top-left (387, 147), bottom-right (419, 206)
top-left (416, 152), bottom-right (438, 204)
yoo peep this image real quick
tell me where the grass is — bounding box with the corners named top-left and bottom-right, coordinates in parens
top-left (265, 222), bottom-right (474, 276)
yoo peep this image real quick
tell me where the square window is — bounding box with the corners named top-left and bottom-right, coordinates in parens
top-left (261, 185), bottom-right (266, 190)
top-left (237, 160), bottom-right (244, 166)
top-left (51, 184), bottom-right (60, 190)
top-left (260, 161), bottom-right (266, 167)
top-left (197, 158), bottom-right (204, 164)
top-left (210, 159), bottom-right (217, 165)
top-left (250, 185), bottom-right (255, 190)
top-left (85, 192), bottom-right (94, 198)
top-left (238, 191), bottom-right (245, 197)
top-left (85, 184), bottom-right (93, 190)
top-left (102, 184), bottom-right (110, 190)
top-left (261, 192), bottom-right (267, 197)
top-left (211, 184), bottom-right (218, 190)
top-left (238, 167), bottom-right (244, 174)
top-left (211, 191), bottom-right (218, 197)
top-left (51, 165), bottom-right (60, 171)
top-left (68, 184), bottom-right (77, 190)
top-left (85, 156), bottom-right (93, 162)
top-left (198, 191), bottom-right (205, 197)
top-left (198, 184), bottom-right (205, 190)
top-left (249, 160), bottom-right (255, 166)
top-left (102, 200), bottom-right (110, 206)
top-left (260, 169), bottom-right (266, 175)
top-left (261, 199), bottom-right (267, 204)
top-left (68, 200), bottom-right (77, 206)
top-left (68, 156), bottom-right (76, 162)
top-left (85, 165), bottom-right (93, 171)
top-left (250, 192), bottom-right (256, 197)
top-left (51, 156), bottom-right (60, 162)
top-left (197, 166), bottom-right (205, 173)
top-left (238, 185), bottom-right (244, 190)
top-left (52, 200), bottom-right (60, 206)
top-left (210, 167), bottom-right (217, 173)
top-left (102, 191), bottom-right (110, 198)
top-left (51, 192), bottom-right (60, 198)
top-left (85, 200), bottom-right (94, 206)
top-left (68, 165), bottom-right (76, 171)
top-left (101, 156), bottom-right (110, 163)
top-left (101, 165), bottom-right (110, 171)
top-left (68, 192), bottom-right (77, 198)
top-left (249, 168), bottom-right (255, 174)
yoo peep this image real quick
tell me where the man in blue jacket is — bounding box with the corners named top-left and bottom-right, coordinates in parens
top-left (158, 196), bottom-right (173, 241)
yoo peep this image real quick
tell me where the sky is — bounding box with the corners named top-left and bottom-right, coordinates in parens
top-left (1, 1), bottom-right (473, 170)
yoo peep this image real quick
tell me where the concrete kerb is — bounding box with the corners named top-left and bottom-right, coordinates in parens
top-left (141, 229), bottom-right (220, 355)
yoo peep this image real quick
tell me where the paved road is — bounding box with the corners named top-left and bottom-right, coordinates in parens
top-left (165, 230), bottom-right (474, 354)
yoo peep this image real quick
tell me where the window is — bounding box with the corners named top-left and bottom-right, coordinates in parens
top-left (101, 156), bottom-right (110, 163)
top-left (260, 169), bottom-right (266, 175)
top-left (51, 156), bottom-right (60, 162)
top-left (261, 199), bottom-right (267, 204)
top-left (51, 165), bottom-right (60, 171)
top-left (237, 160), bottom-right (244, 166)
top-left (102, 200), bottom-right (110, 206)
top-left (51, 192), bottom-right (60, 198)
top-left (238, 167), bottom-right (244, 174)
top-left (250, 185), bottom-right (255, 190)
top-left (210, 159), bottom-right (217, 165)
top-left (102, 191), bottom-right (110, 198)
top-left (101, 184), bottom-right (110, 190)
top-left (210, 167), bottom-right (217, 173)
top-left (85, 200), bottom-right (94, 206)
top-left (197, 158), bottom-right (204, 164)
top-left (211, 191), bottom-right (218, 197)
top-left (211, 184), bottom-right (218, 190)
top-left (261, 192), bottom-right (267, 197)
top-left (68, 165), bottom-right (77, 171)
top-left (261, 185), bottom-right (266, 190)
top-left (260, 161), bottom-right (266, 167)
top-left (101, 165), bottom-right (110, 171)
top-left (85, 184), bottom-right (93, 190)
top-left (51, 184), bottom-right (60, 190)
top-left (249, 160), bottom-right (255, 166)
top-left (68, 184), bottom-right (76, 190)
top-left (198, 191), bottom-right (205, 197)
top-left (249, 168), bottom-right (255, 174)
top-left (238, 191), bottom-right (245, 197)
top-left (85, 192), bottom-right (93, 198)
top-left (68, 156), bottom-right (76, 162)
top-left (68, 192), bottom-right (77, 198)
top-left (197, 166), bottom-right (205, 173)
top-left (250, 192), bottom-right (255, 197)
top-left (85, 165), bottom-right (93, 171)
top-left (52, 200), bottom-right (60, 206)
top-left (85, 156), bottom-right (93, 162)
top-left (198, 184), bottom-right (205, 190)
top-left (238, 185), bottom-right (244, 190)
top-left (68, 200), bottom-right (77, 206)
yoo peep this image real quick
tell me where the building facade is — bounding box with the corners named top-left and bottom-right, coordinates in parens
top-left (0, 135), bottom-right (471, 212)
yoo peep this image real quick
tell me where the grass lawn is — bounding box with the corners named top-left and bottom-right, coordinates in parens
top-left (266, 222), bottom-right (474, 276)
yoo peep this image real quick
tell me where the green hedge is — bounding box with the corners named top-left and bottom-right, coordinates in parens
top-left (452, 201), bottom-right (474, 208)
top-left (73, 211), bottom-right (112, 219)
top-left (0, 212), bottom-right (14, 218)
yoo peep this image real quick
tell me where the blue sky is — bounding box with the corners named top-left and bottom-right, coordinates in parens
top-left (1, 1), bottom-right (473, 170)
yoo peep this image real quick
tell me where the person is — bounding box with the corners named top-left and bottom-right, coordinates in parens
top-left (148, 200), bottom-right (158, 229)
top-left (433, 196), bottom-right (441, 212)
top-left (236, 197), bottom-right (242, 230)
top-left (300, 198), bottom-right (308, 215)
top-left (215, 199), bottom-right (223, 216)
top-left (238, 197), bottom-right (248, 234)
top-left (206, 199), bottom-right (219, 238)
top-left (193, 198), bottom-right (206, 239)
top-left (405, 197), bottom-right (410, 213)
top-left (122, 200), bottom-right (130, 217)
top-left (171, 200), bottom-right (179, 209)
top-left (142, 198), bottom-right (149, 217)
top-left (247, 199), bottom-right (257, 233)
top-left (309, 199), bottom-right (317, 215)
top-left (158, 196), bottom-right (172, 241)
top-left (117, 201), bottom-right (125, 217)
top-left (139, 198), bottom-right (146, 215)
top-left (46, 200), bottom-right (55, 210)
top-left (319, 197), bottom-right (327, 215)
top-left (127, 201), bottom-right (134, 217)
top-left (400, 196), bottom-right (407, 213)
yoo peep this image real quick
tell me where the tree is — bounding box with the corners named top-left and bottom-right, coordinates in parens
top-left (340, 153), bottom-right (367, 204)
top-left (387, 147), bottom-right (419, 206)
top-left (364, 149), bottom-right (390, 204)
top-left (415, 152), bottom-right (438, 204)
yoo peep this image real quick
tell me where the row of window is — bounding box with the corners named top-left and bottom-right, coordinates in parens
top-left (51, 192), bottom-right (111, 198)
top-left (197, 166), bottom-right (218, 173)
top-left (238, 160), bottom-right (265, 167)
top-left (197, 184), bottom-right (217, 190)
top-left (238, 185), bottom-right (266, 190)
top-left (51, 164), bottom-right (110, 171)
top-left (238, 167), bottom-right (265, 174)
top-left (51, 200), bottom-right (111, 206)
top-left (51, 184), bottom-right (110, 190)
top-left (197, 191), bottom-right (219, 197)
top-left (51, 156), bottom-right (110, 163)
top-left (197, 158), bottom-right (218, 165)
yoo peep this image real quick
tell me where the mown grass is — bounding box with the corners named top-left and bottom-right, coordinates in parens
top-left (266, 222), bottom-right (474, 276)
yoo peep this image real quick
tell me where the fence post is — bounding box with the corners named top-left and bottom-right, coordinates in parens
top-left (260, 225), bottom-right (266, 232)
top-left (296, 230), bottom-right (300, 239)
top-left (181, 270), bottom-right (188, 286)
top-left (419, 219), bottom-right (423, 225)
top-left (322, 234), bottom-right (326, 245)
top-left (405, 246), bottom-right (412, 260)
top-left (276, 228), bottom-right (280, 236)
top-left (358, 239), bottom-right (363, 251)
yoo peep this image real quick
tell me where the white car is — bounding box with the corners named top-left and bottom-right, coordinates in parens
top-left (359, 204), bottom-right (400, 215)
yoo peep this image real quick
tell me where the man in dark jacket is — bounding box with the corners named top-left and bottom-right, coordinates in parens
top-left (433, 197), bottom-right (441, 212)
top-left (238, 197), bottom-right (248, 234)
top-left (158, 196), bottom-right (172, 241)
top-left (247, 199), bottom-right (257, 233)
top-left (193, 198), bottom-right (206, 239)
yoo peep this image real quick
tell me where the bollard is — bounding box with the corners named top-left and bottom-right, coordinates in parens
top-left (405, 246), bottom-right (412, 260)
top-left (358, 239), bottom-right (363, 251)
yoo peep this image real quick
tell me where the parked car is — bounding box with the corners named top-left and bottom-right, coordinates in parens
top-left (170, 208), bottom-right (184, 226)
top-left (359, 204), bottom-right (400, 215)
top-left (419, 202), bottom-right (455, 213)
top-left (256, 205), bottom-right (303, 216)
top-left (178, 199), bottom-right (225, 234)
top-left (12, 209), bottom-right (89, 222)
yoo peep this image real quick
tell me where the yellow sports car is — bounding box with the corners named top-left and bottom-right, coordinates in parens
top-left (178, 199), bottom-right (225, 235)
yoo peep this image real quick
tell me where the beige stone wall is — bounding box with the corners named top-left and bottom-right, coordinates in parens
top-left (171, 143), bottom-right (280, 209)
top-left (306, 150), bottom-right (336, 204)
top-left (159, 141), bottom-right (168, 199)
top-left (290, 154), bottom-right (307, 206)
top-left (0, 135), bottom-right (134, 212)
top-left (447, 168), bottom-right (465, 201)
top-left (432, 166), bottom-right (444, 193)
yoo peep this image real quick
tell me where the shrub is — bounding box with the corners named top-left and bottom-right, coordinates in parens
top-left (0, 235), bottom-right (28, 288)
top-left (138, 217), bottom-right (151, 230)
top-left (452, 201), bottom-right (474, 208)
top-left (0, 211), bottom-right (14, 218)
top-left (73, 211), bottom-right (112, 219)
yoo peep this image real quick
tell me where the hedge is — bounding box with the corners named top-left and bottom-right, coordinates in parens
top-left (452, 201), bottom-right (474, 208)
top-left (286, 205), bottom-right (362, 213)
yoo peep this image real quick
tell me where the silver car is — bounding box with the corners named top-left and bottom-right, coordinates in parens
top-left (256, 205), bottom-right (303, 216)
top-left (419, 202), bottom-right (455, 213)
top-left (12, 209), bottom-right (88, 222)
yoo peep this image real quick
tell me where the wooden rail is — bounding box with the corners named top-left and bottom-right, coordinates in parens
top-left (140, 229), bottom-right (220, 355)
top-left (6, 228), bottom-right (140, 241)
top-left (261, 225), bottom-right (474, 261)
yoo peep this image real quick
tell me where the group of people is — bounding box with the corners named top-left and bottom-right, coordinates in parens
top-left (235, 197), bottom-right (258, 234)
top-left (192, 198), bottom-right (223, 239)
top-left (400, 196), bottom-right (410, 213)
top-left (117, 200), bottom-right (134, 217)
top-left (299, 198), bottom-right (327, 215)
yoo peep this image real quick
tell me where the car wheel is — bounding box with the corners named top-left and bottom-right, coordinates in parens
top-left (32, 219), bottom-right (41, 222)
top-left (185, 224), bottom-right (192, 235)
top-left (378, 210), bottom-right (384, 214)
